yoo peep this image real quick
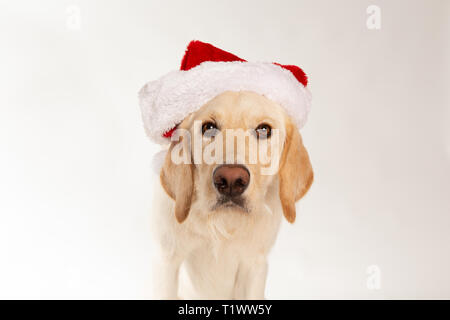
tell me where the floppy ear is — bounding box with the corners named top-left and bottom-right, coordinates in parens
top-left (160, 140), bottom-right (194, 223)
top-left (278, 119), bottom-right (314, 223)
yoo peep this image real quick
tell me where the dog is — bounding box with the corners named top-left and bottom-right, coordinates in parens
top-left (150, 90), bottom-right (313, 299)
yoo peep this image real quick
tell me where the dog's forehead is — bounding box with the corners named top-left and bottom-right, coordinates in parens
top-left (198, 91), bottom-right (286, 125)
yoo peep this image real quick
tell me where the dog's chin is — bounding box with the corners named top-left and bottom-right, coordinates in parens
top-left (211, 197), bottom-right (249, 214)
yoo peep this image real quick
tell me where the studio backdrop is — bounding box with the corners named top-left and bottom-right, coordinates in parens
top-left (0, 0), bottom-right (449, 299)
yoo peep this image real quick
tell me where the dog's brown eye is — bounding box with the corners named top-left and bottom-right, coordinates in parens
top-left (202, 121), bottom-right (218, 137)
top-left (255, 123), bottom-right (272, 139)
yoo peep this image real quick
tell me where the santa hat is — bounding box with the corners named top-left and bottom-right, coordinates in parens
top-left (139, 40), bottom-right (312, 145)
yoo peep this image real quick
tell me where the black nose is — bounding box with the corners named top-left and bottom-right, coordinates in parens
top-left (213, 165), bottom-right (250, 197)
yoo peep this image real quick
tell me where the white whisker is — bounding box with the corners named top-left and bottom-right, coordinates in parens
top-left (264, 204), bottom-right (273, 215)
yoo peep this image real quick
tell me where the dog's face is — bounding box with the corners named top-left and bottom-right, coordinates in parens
top-left (160, 91), bottom-right (313, 224)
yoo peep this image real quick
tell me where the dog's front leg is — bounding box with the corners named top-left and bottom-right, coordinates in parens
top-left (234, 256), bottom-right (268, 300)
top-left (152, 253), bottom-right (183, 299)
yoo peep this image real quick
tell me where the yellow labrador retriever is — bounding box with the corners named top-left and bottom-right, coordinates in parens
top-left (151, 90), bottom-right (313, 299)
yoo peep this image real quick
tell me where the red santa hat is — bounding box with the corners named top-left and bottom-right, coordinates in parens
top-left (139, 40), bottom-right (312, 144)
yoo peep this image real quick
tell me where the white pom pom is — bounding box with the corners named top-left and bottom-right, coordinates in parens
top-left (151, 149), bottom-right (168, 175)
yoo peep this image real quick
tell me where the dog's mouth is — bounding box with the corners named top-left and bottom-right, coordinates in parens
top-left (211, 196), bottom-right (248, 213)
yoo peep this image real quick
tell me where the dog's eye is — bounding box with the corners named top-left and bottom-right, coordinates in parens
top-left (202, 121), bottom-right (219, 137)
top-left (255, 123), bottom-right (272, 139)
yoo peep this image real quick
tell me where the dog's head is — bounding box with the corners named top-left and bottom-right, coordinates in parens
top-left (160, 91), bottom-right (313, 224)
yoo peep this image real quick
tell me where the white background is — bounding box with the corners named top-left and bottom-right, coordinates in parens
top-left (0, 0), bottom-right (449, 299)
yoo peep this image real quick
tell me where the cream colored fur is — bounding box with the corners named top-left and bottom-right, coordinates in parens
top-left (150, 91), bottom-right (313, 299)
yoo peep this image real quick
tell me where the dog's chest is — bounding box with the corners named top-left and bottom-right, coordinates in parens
top-left (179, 239), bottom-right (250, 299)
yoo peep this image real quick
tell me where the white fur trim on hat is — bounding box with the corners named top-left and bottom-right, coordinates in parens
top-left (139, 61), bottom-right (312, 145)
